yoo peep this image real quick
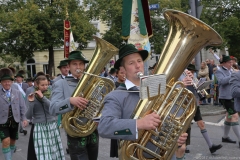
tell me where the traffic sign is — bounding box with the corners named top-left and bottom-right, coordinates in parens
top-left (149, 4), bottom-right (159, 10)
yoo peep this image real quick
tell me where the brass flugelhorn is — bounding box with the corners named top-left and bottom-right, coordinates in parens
top-left (183, 70), bottom-right (211, 101)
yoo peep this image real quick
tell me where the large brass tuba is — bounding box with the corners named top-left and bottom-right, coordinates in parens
top-left (119, 9), bottom-right (223, 160)
top-left (62, 36), bottom-right (119, 137)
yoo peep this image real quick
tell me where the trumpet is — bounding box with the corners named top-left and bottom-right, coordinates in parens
top-left (183, 70), bottom-right (211, 101)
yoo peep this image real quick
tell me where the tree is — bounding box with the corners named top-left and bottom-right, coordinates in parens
top-left (83, 0), bottom-right (189, 54)
top-left (200, 0), bottom-right (240, 60)
top-left (0, 53), bottom-right (24, 70)
top-left (0, 0), bottom-right (97, 76)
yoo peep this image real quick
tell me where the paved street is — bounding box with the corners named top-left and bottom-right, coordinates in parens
top-left (1, 104), bottom-right (240, 160)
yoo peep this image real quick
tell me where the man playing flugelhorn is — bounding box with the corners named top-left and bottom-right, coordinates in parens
top-left (183, 64), bottom-right (222, 154)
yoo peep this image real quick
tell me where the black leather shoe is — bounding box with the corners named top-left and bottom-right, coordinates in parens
top-left (23, 130), bottom-right (27, 135)
top-left (222, 137), bottom-right (236, 143)
top-left (185, 149), bottom-right (190, 153)
top-left (66, 148), bottom-right (69, 154)
top-left (19, 129), bottom-right (23, 133)
top-left (209, 144), bottom-right (222, 153)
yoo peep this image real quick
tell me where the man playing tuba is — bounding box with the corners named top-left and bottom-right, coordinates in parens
top-left (98, 44), bottom-right (188, 160)
top-left (50, 51), bottom-right (99, 160)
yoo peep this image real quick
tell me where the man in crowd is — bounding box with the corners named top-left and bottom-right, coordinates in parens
top-left (107, 68), bottom-right (117, 82)
top-left (185, 64), bottom-right (222, 153)
top-left (215, 55), bottom-right (240, 147)
top-left (26, 77), bottom-right (34, 88)
top-left (52, 60), bottom-right (70, 84)
top-left (15, 71), bottom-right (28, 93)
top-left (230, 67), bottom-right (240, 148)
top-left (0, 68), bottom-right (28, 160)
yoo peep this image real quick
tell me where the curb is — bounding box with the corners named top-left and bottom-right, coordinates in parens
top-left (201, 110), bottom-right (226, 116)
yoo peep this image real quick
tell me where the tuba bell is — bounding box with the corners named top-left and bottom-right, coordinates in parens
top-left (118, 9), bottom-right (223, 160)
top-left (61, 36), bottom-right (119, 137)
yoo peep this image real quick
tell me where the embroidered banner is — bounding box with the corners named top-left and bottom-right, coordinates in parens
top-left (122, 0), bottom-right (152, 53)
top-left (64, 20), bottom-right (70, 58)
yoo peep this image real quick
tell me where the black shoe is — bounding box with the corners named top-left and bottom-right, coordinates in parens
top-left (222, 137), bottom-right (236, 143)
top-left (185, 149), bottom-right (190, 153)
top-left (19, 129), bottom-right (23, 133)
top-left (209, 144), bottom-right (222, 153)
top-left (23, 130), bottom-right (27, 135)
top-left (66, 148), bottom-right (69, 154)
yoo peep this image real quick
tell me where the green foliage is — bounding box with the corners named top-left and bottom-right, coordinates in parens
top-left (83, 0), bottom-right (123, 47)
top-left (85, 0), bottom-right (240, 61)
top-left (83, 0), bottom-right (189, 54)
top-left (0, 0), bottom-right (97, 63)
top-left (201, 0), bottom-right (240, 60)
top-left (0, 53), bottom-right (23, 70)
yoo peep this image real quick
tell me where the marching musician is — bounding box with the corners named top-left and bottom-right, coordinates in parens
top-left (230, 68), bottom-right (240, 148)
top-left (25, 75), bottom-right (65, 160)
top-left (0, 68), bottom-right (28, 160)
top-left (52, 60), bottom-right (70, 84)
top-left (183, 64), bottom-right (222, 153)
top-left (214, 55), bottom-right (240, 146)
top-left (98, 44), bottom-right (188, 160)
top-left (50, 51), bottom-right (99, 160)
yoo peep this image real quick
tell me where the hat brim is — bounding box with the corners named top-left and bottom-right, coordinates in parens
top-left (187, 67), bottom-right (198, 71)
top-left (57, 65), bottom-right (68, 69)
top-left (222, 59), bottom-right (231, 63)
top-left (1, 77), bottom-right (14, 81)
top-left (114, 50), bottom-right (149, 69)
top-left (65, 58), bottom-right (89, 63)
top-left (15, 75), bottom-right (24, 78)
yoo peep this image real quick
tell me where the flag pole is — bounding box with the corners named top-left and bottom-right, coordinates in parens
top-left (64, 8), bottom-right (70, 58)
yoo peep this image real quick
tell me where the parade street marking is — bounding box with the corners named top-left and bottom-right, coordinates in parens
top-left (194, 153), bottom-right (240, 159)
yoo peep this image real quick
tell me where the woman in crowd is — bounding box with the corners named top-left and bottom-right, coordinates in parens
top-left (26, 75), bottom-right (65, 160)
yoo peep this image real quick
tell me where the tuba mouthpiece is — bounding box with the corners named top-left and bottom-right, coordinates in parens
top-left (137, 72), bottom-right (144, 78)
top-left (76, 69), bottom-right (82, 74)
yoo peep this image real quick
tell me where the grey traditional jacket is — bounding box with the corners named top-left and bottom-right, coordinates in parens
top-left (98, 84), bottom-right (179, 160)
top-left (25, 96), bottom-right (55, 124)
top-left (25, 86), bottom-right (35, 103)
top-left (98, 85), bottom-right (139, 140)
top-left (214, 67), bottom-right (232, 99)
top-left (230, 71), bottom-right (240, 112)
top-left (50, 77), bottom-right (78, 116)
top-left (0, 83), bottom-right (19, 91)
top-left (52, 75), bottom-right (64, 84)
top-left (0, 88), bottom-right (27, 124)
top-left (15, 82), bottom-right (29, 93)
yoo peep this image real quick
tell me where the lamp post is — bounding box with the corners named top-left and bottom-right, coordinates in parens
top-left (189, 0), bottom-right (203, 73)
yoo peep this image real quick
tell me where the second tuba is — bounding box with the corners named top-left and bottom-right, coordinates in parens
top-left (61, 36), bottom-right (119, 137)
top-left (119, 9), bottom-right (223, 160)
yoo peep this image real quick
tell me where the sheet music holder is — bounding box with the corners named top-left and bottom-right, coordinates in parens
top-left (139, 74), bottom-right (166, 100)
top-left (197, 80), bottom-right (213, 90)
top-left (197, 77), bottom-right (206, 87)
